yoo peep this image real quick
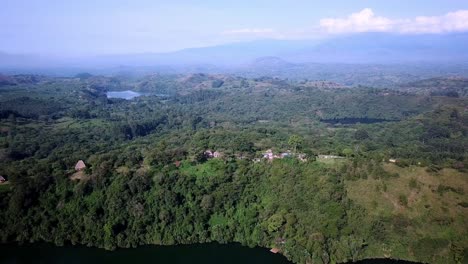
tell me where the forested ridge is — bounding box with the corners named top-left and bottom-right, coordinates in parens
top-left (0, 73), bottom-right (467, 263)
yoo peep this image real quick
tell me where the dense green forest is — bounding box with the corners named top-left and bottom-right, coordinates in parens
top-left (0, 73), bottom-right (467, 263)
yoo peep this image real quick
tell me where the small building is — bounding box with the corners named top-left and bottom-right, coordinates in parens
top-left (297, 154), bottom-right (307, 162)
top-left (263, 149), bottom-right (274, 160)
top-left (0, 175), bottom-right (5, 183)
top-left (389, 159), bottom-right (397, 163)
top-left (270, 248), bottom-right (280, 254)
top-left (263, 149), bottom-right (280, 160)
top-left (205, 150), bottom-right (223, 159)
top-left (204, 150), bottom-right (214, 158)
top-left (75, 160), bottom-right (86, 171)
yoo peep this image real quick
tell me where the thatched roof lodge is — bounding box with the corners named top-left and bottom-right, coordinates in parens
top-left (75, 160), bottom-right (86, 171)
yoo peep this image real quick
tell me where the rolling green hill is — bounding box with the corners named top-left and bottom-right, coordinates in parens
top-left (0, 73), bottom-right (466, 263)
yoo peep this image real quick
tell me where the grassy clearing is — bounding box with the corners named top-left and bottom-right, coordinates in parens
top-left (346, 164), bottom-right (468, 260)
top-left (316, 157), bottom-right (347, 166)
top-left (179, 159), bottom-right (225, 179)
top-left (347, 164), bottom-right (467, 219)
top-left (54, 118), bottom-right (109, 130)
top-left (69, 171), bottom-right (89, 181)
top-left (0, 183), bottom-right (11, 194)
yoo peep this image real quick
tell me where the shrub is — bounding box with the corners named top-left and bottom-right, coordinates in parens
top-left (437, 185), bottom-right (465, 196)
top-left (398, 194), bottom-right (408, 206)
top-left (412, 238), bottom-right (448, 260)
top-left (408, 178), bottom-right (418, 189)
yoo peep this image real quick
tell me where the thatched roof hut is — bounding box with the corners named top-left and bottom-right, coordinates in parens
top-left (0, 175), bottom-right (5, 183)
top-left (75, 160), bottom-right (86, 171)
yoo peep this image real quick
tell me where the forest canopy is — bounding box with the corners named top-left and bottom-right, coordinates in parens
top-left (0, 73), bottom-right (467, 264)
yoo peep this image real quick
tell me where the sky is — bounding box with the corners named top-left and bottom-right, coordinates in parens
top-left (1, 0), bottom-right (468, 56)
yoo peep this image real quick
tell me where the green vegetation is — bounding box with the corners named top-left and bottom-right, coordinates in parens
top-left (0, 73), bottom-right (466, 263)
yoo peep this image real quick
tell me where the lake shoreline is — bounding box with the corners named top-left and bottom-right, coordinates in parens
top-left (0, 242), bottom-right (423, 264)
top-left (106, 90), bottom-right (170, 100)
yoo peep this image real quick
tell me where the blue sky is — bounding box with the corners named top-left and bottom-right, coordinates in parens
top-left (1, 0), bottom-right (468, 55)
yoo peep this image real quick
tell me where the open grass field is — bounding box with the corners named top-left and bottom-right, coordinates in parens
top-left (347, 164), bottom-right (467, 219)
top-left (346, 163), bottom-right (468, 262)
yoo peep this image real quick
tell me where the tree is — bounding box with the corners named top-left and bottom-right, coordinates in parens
top-left (200, 195), bottom-right (214, 211)
top-left (267, 214), bottom-right (284, 232)
top-left (342, 148), bottom-right (353, 157)
top-left (211, 80), bottom-right (224, 88)
top-left (354, 129), bottom-right (369, 140)
top-left (288, 135), bottom-right (303, 153)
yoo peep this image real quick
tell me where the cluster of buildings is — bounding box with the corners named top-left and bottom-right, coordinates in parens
top-left (261, 149), bottom-right (307, 162)
top-left (262, 149), bottom-right (289, 160)
top-left (317, 155), bottom-right (345, 159)
top-left (203, 149), bottom-right (308, 162)
top-left (70, 150), bottom-right (351, 179)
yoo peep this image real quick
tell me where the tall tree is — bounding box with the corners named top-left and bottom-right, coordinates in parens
top-left (288, 135), bottom-right (303, 153)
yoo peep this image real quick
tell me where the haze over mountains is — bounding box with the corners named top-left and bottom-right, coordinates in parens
top-left (1, 32), bottom-right (468, 70)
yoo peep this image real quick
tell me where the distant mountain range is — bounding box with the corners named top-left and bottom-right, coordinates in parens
top-left (1, 32), bottom-right (468, 70)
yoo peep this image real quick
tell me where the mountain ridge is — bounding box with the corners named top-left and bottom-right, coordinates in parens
top-left (1, 32), bottom-right (468, 69)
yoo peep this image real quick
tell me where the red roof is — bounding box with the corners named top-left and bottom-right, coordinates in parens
top-left (270, 248), bottom-right (280, 254)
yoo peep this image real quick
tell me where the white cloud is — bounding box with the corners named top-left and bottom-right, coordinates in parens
top-left (218, 9), bottom-right (468, 41)
top-left (320, 8), bottom-right (393, 33)
top-left (320, 8), bottom-right (468, 34)
top-left (222, 28), bottom-right (275, 35)
top-left (400, 10), bottom-right (468, 33)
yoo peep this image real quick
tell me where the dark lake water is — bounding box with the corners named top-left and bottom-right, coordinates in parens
top-left (0, 243), bottom-right (291, 264)
top-left (0, 243), bottom-right (422, 264)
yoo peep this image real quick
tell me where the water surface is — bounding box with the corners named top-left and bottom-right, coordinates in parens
top-left (0, 243), bottom-right (423, 264)
top-left (106, 90), bottom-right (142, 100)
top-left (0, 243), bottom-right (291, 264)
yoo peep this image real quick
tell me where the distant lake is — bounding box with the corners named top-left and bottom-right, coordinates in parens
top-left (106, 91), bottom-right (170, 100)
top-left (0, 243), bottom-right (423, 264)
top-left (106, 90), bottom-right (143, 100)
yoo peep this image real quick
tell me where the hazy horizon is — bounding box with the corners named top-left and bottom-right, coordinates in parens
top-left (2, 0), bottom-right (468, 57)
